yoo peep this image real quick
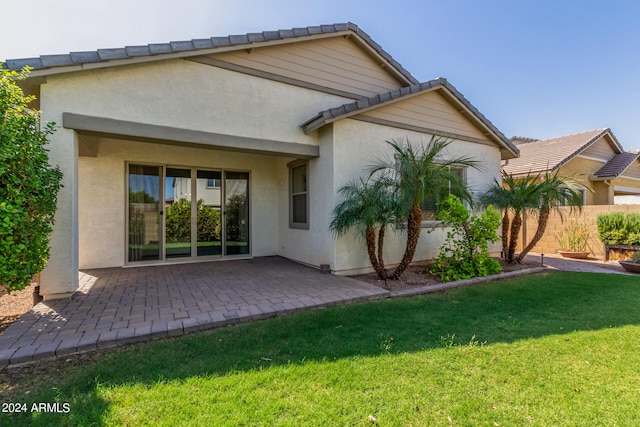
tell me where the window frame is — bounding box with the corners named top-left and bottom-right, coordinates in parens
top-left (288, 160), bottom-right (310, 229)
top-left (420, 165), bottom-right (468, 223)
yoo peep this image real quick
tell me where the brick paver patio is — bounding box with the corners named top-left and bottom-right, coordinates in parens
top-left (0, 257), bottom-right (389, 366)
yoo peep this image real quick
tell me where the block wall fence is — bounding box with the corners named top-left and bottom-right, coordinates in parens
top-left (517, 205), bottom-right (640, 259)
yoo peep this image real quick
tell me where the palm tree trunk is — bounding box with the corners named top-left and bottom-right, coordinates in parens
top-left (377, 226), bottom-right (386, 277)
top-left (366, 227), bottom-right (386, 279)
top-left (516, 206), bottom-right (549, 263)
top-left (507, 213), bottom-right (522, 263)
top-left (501, 211), bottom-right (510, 259)
top-left (391, 205), bottom-right (422, 279)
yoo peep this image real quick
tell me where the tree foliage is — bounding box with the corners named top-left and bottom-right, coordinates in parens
top-left (431, 195), bottom-right (502, 281)
top-left (329, 176), bottom-right (400, 280)
top-left (0, 66), bottom-right (63, 291)
top-left (369, 136), bottom-right (479, 279)
top-left (165, 198), bottom-right (221, 243)
top-left (480, 171), bottom-right (584, 263)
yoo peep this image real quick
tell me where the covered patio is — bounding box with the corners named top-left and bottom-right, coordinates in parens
top-left (0, 257), bottom-right (389, 366)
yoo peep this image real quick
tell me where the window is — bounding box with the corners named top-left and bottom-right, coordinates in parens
top-left (421, 166), bottom-right (466, 220)
top-left (206, 177), bottom-right (221, 188)
top-left (289, 161), bottom-right (309, 229)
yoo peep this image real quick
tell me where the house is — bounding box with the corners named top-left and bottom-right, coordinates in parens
top-left (504, 129), bottom-right (640, 204)
top-left (4, 23), bottom-right (518, 300)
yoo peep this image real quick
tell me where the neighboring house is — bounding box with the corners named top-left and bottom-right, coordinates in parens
top-left (504, 128), bottom-right (640, 205)
top-left (4, 23), bottom-right (518, 300)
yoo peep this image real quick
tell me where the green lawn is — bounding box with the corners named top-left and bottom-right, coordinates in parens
top-left (2, 271), bottom-right (640, 426)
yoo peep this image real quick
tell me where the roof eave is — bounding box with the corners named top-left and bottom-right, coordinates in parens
top-left (5, 23), bottom-right (418, 87)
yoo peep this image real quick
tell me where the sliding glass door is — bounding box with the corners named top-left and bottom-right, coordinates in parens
top-left (128, 165), bottom-right (161, 262)
top-left (225, 171), bottom-right (249, 256)
top-left (127, 164), bottom-right (249, 263)
top-left (196, 170), bottom-right (222, 256)
top-left (165, 168), bottom-right (192, 259)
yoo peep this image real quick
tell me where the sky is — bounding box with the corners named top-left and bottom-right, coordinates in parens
top-left (2, 0), bottom-right (640, 149)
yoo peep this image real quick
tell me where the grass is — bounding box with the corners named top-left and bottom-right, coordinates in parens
top-left (2, 271), bottom-right (640, 426)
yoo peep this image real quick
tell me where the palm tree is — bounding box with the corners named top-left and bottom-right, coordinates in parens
top-left (329, 176), bottom-right (399, 279)
top-left (515, 171), bottom-right (584, 263)
top-left (369, 137), bottom-right (479, 279)
top-left (479, 172), bottom-right (539, 262)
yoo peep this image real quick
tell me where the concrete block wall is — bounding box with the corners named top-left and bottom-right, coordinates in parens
top-left (518, 205), bottom-right (640, 259)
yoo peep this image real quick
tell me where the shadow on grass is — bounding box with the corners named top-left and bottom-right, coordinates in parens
top-left (3, 271), bottom-right (640, 426)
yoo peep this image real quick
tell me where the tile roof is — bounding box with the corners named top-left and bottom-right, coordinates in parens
top-left (592, 152), bottom-right (640, 179)
top-left (502, 128), bottom-right (618, 176)
top-left (2, 22), bottom-right (418, 85)
top-left (301, 78), bottom-right (519, 157)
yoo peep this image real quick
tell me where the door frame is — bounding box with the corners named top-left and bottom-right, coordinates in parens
top-left (125, 162), bottom-right (251, 265)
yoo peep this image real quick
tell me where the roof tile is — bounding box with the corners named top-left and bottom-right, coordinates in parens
top-left (170, 41), bottom-right (194, 51)
top-left (70, 51), bottom-right (101, 63)
top-left (98, 48), bottom-right (128, 60)
top-left (125, 46), bottom-right (152, 57)
top-left (40, 54), bottom-right (74, 68)
top-left (2, 22), bottom-right (417, 86)
top-left (593, 152), bottom-right (639, 178)
top-left (192, 38), bottom-right (214, 49)
top-left (247, 33), bottom-right (264, 42)
top-left (229, 34), bottom-right (250, 44)
top-left (503, 129), bottom-right (611, 176)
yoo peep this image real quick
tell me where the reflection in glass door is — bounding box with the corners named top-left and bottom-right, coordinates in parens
top-left (196, 170), bottom-right (222, 256)
top-left (165, 168), bottom-right (192, 258)
top-left (128, 165), bottom-right (161, 262)
top-left (225, 171), bottom-right (249, 255)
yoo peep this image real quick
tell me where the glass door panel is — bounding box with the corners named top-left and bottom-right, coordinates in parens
top-left (225, 171), bottom-right (249, 256)
top-left (165, 168), bottom-right (192, 258)
top-left (128, 164), bottom-right (161, 262)
top-left (196, 170), bottom-right (222, 256)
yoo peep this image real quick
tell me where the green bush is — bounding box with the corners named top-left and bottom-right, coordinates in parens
top-left (0, 67), bottom-right (63, 292)
top-left (431, 195), bottom-right (502, 281)
top-left (165, 199), bottom-right (221, 243)
top-left (597, 212), bottom-right (640, 245)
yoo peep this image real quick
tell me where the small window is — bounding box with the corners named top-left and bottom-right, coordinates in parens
top-left (289, 161), bottom-right (309, 229)
top-left (206, 178), bottom-right (221, 188)
top-left (421, 166), bottom-right (466, 220)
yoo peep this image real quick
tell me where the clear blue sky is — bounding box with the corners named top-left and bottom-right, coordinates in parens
top-left (3, 0), bottom-right (640, 150)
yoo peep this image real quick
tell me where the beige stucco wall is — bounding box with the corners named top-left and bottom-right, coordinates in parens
top-left (329, 118), bottom-right (503, 274)
top-left (558, 157), bottom-right (604, 205)
top-left (78, 137), bottom-right (282, 269)
top-left (42, 59), bottom-right (350, 144)
top-left (39, 59), bottom-right (357, 296)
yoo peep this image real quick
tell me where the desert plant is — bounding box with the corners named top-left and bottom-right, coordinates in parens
top-left (555, 221), bottom-right (594, 252)
top-left (330, 176), bottom-right (400, 280)
top-left (431, 195), bottom-right (502, 281)
top-left (369, 136), bottom-right (479, 279)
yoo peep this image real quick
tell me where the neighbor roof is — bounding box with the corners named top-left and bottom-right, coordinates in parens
top-left (503, 128), bottom-right (623, 176)
top-left (2, 22), bottom-right (418, 85)
top-left (592, 152), bottom-right (640, 179)
top-left (302, 77), bottom-right (519, 158)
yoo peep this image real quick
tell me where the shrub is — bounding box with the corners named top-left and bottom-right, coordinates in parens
top-left (431, 195), bottom-right (502, 281)
top-left (555, 221), bottom-right (594, 252)
top-left (0, 67), bottom-right (63, 292)
top-left (597, 212), bottom-right (640, 245)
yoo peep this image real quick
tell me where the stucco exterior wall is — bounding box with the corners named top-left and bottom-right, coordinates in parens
top-left (38, 59), bottom-right (357, 296)
top-left (78, 137), bottom-right (281, 269)
top-left (558, 157), bottom-right (604, 205)
top-left (277, 126), bottom-right (336, 268)
top-left (42, 59), bottom-right (350, 144)
top-left (329, 118), bottom-right (503, 274)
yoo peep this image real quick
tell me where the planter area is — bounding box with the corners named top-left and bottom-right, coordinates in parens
top-left (604, 244), bottom-right (640, 261)
top-left (557, 250), bottom-right (590, 259)
top-left (619, 260), bottom-right (640, 273)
